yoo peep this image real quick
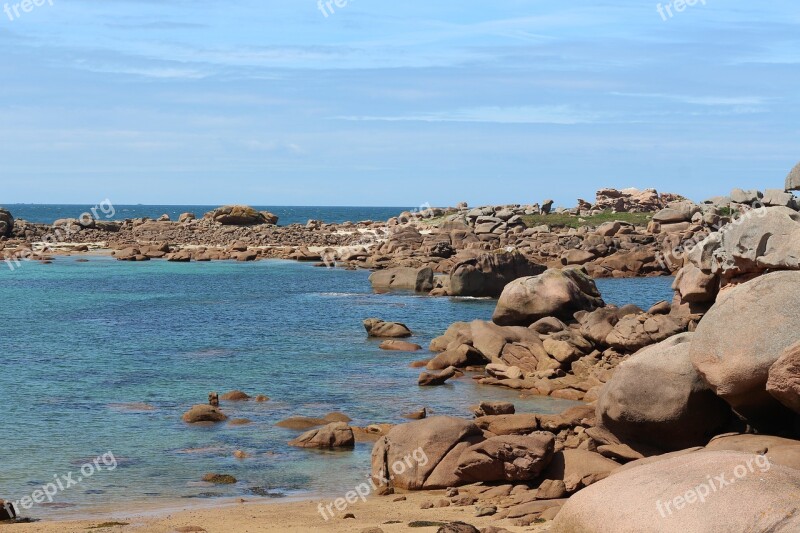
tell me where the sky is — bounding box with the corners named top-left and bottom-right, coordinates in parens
top-left (0, 0), bottom-right (798, 207)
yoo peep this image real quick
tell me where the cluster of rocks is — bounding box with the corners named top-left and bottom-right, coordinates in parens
top-left (593, 188), bottom-right (685, 213)
top-left (368, 189), bottom-right (800, 530)
top-left (418, 267), bottom-right (688, 402)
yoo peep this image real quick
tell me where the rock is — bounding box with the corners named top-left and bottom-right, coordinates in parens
top-left (541, 449), bottom-right (620, 493)
top-left (730, 188), bottom-right (763, 205)
top-left (260, 211), bottom-right (279, 225)
top-left (595, 221), bottom-right (621, 236)
top-left (787, 161), bottom-right (800, 191)
top-left (652, 202), bottom-right (699, 224)
top-left (276, 413), bottom-right (350, 429)
top-left (550, 451), bottom-right (800, 533)
top-left (437, 523), bottom-right (480, 533)
top-left (493, 268), bottom-right (605, 327)
top-left (705, 433), bottom-right (800, 470)
top-left (536, 479), bottom-right (567, 499)
top-left (220, 390), bottom-right (251, 401)
top-left (402, 408), bottom-right (427, 420)
top-left (182, 405), bottom-right (227, 424)
top-left (455, 433), bottom-right (555, 482)
top-left (475, 505), bottom-right (497, 517)
top-left (179, 212), bottom-right (196, 223)
top-left (0, 500), bottom-right (16, 520)
top-left (363, 318), bottom-right (412, 338)
top-left (449, 252), bottom-right (545, 298)
top-left (288, 422), bottom-right (355, 449)
top-left (767, 341), bottom-right (800, 414)
top-left (380, 340), bottom-right (422, 352)
top-left (530, 317), bottom-right (567, 334)
top-left (204, 205), bottom-right (268, 225)
top-left (597, 333), bottom-right (732, 451)
top-left (689, 271), bottom-right (800, 426)
top-left (605, 313), bottom-right (685, 352)
top-left (472, 402), bottom-right (515, 417)
top-left (763, 188), bottom-right (796, 208)
top-left (0, 209), bottom-right (15, 237)
top-left (427, 345), bottom-right (486, 370)
top-left (473, 414), bottom-right (539, 436)
top-left (202, 473), bottom-right (237, 484)
top-left (673, 263), bottom-right (718, 304)
top-left (419, 366), bottom-right (458, 386)
top-left (371, 417), bottom-right (483, 490)
top-left (369, 267), bottom-right (434, 293)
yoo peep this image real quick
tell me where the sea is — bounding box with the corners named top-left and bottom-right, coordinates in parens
top-left (0, 206), bottom-right (675, 519)
top-left (3, 204), bottom-right (414, 226)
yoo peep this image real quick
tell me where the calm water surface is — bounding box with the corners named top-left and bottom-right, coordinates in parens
top-left (0, 258), bottom-right (672, 518)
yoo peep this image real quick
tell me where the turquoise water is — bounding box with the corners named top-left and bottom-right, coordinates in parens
top-left (3, 204), bottom-right (411, 226)
top-left (0, 258), bottom-right (673, 518)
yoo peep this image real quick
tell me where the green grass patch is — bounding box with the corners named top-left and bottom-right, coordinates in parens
top-left (521, 210), bottom-right (653, 229)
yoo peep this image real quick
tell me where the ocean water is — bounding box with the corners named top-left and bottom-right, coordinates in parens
top-left (0, 258), bottom-right (673, 518)
top-left (2, 204), bottom-right (412, 226)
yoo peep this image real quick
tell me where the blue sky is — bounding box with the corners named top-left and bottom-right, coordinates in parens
top-left (1, 0), bottom-right (798, 206)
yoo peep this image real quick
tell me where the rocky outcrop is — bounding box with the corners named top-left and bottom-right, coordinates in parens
top-left (550, 451), bottom-right (800, 533)
top-left (204, 205), bottom-right (273, 226)
top-left (449, 251), bottom-right (545, 297)
top-left (593, 188), bottom-right (683, 213)
top-left (767, 341), bottom-right (800, 414)
top-left (288, 422), bottom-right (355, 449)
top-left (689, 271), bottom-right (800, 428)
top-left (363, 318), bottom-right (412, 338)
top-left (674, 207), bottom-right (800, 305)
top-left (369, 266), bottom-right (434, 293)
top-left (492, 268), bottom-right (604, 326)
top-left (597, 333), bottom-right (732, 451)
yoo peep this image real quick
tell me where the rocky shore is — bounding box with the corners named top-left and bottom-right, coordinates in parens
top-left (2, 164), bottom-right (800, 532)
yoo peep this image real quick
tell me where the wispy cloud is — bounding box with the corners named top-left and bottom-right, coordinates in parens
top-left (333, 105), bottom-right (604, 125)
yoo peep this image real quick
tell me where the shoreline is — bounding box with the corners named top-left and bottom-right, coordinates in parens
top-left (6, 490), bottom-right (545, 533)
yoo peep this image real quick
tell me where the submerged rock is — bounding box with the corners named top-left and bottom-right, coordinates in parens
top-left (182, 405), bottom-right (227, 424)
top-left (288, 422), bottom-right (355, 449)
top-left (363, 318), bottom-right (413, 338)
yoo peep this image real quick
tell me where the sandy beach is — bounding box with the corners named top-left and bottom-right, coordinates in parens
top-left (7, 492), bottom-right (547, 533)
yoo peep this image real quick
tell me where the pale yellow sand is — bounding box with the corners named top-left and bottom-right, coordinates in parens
top-left (6, 491), bottom-right (551, 533)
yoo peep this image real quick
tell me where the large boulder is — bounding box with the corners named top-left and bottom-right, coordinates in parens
top-left (363, 318), bottom-right (412, 338)
top-left (786, 161), bottom-right (800, 191)
top-left (597, 333), bottom-right (732, 451)
top-left (288, 422), bottom-right (355, 449)
top-left (492, 268), bottom-right (605, 326)
top-left (767, 341), bottom-right (800, 414)
top-left (449, 251), bottom-right (545, 298)
top-left (0, 208), bottom-right (14, 237)
top-left (652, 202), bottom-right (700, 224)
top-left (371, 417), bottom-right (483, 490)
top-left (690, 271), bottom-right (800, 426)
top-left (204, 205), bottom-right (267, 225)
top-left (550, 451), bottom-right (800, 533)
top-left (455, 433), bottom-right (555, 482)
top-left (369, 267), bottom-right (434, 293)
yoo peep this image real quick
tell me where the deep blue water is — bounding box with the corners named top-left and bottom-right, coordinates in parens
top-left (0, 258), bottom-right (673, 518)
top-left (2, 204), bottom-right (411, 226)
